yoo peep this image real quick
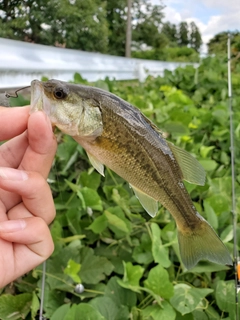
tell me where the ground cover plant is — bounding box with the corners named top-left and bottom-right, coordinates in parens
top-left (1, 56), bottom-right (240, 319)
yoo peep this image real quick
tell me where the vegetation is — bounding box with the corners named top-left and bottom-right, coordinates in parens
top-left (0, 0), bottom-right (202, 60)
top-left (132, 46), bottom-right (199, 62)
top-left (0, 56), bottom-right (240, 319)
top-left (208, 31), bottom-right (240, 57)
top-left (0, 0), bottom-right (109, 53)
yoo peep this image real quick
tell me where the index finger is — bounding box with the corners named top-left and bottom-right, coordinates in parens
top-left (19, 111), bottom-right (57, 178)
top-left (0, 106), bottom-right (30, 141)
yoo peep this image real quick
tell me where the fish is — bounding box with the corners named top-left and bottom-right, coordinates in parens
top-left (30, 79), bottom-right (232, 269)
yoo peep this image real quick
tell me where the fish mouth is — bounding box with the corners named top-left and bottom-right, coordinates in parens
top-left (30, 80), bottom-right (54, 117)
top-left (30, 80), bottom-right (44, 114)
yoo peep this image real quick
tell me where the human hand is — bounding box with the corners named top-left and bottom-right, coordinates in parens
top-left (0, 106), bottom-right (57, 287)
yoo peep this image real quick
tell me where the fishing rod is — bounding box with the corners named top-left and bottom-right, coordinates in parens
top-left (227, 33), bottom-right (239, 319)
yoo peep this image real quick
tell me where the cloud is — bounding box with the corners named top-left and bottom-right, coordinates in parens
top-left (163, 6), bottom-right (182, 24)
top-left (202, 0), bottom-right (240, 12)
top-left (160, 0), bottom-right (240, 53)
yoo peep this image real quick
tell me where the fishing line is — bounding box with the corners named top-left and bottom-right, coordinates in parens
top-left (5, 86), bottom-right (30, 98)
top-left (39, 260), bottom-right (46, 320)
top-left (227, 33), bottom-right (239, 319)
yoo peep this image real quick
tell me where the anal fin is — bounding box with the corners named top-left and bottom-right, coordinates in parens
top-left (130, 184), bottom-right (158, 217)
top-left (87, 152), bottom-right (105, 176)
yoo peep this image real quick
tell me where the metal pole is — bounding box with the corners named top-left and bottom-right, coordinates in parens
top-left (227, 33), bottom-right (239, 320)
top-left (125, 0), bottom-right (132, 57)
top-left (39, 261), bottom-right (46, 320)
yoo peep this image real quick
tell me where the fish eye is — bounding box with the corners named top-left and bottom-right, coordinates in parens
top-left (53, 87), bottom-right (67, 99)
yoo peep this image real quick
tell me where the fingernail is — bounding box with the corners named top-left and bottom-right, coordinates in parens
top-left (0, 167), bottom-right (28, 181)
top-left (0, 219), bottom-right (26, 232)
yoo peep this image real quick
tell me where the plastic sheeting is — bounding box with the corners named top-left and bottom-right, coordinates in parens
top-left (0, 38), bottom-right (198, 88)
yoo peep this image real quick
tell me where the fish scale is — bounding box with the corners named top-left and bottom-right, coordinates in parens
top-left (98, 107), bottom-right (195, 223)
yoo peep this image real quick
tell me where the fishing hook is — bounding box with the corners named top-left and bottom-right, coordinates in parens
top-left (5, 86), bottom-right (30, 98)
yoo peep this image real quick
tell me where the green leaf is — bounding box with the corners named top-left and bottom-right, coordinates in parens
top-left (94, 80), bottom-right (110, 91)
top-left (105, 276), bottom-right (137, 308)
top-left (132, 233), bottom-right (153, 264)
top-left (74, 72), bottom-right (88, 84)
top-left (203, 304), bottom-right (221, 320)
top-left (192, 309), bottom-right (212, 320)
top-left (90, 296), bottom-right (129, 320)
top-left (31, 292), bottom-right (40, 320)
top-left (215, 280), bottom-right (240, 319)
top-left (199, 159), bottom-right (218, 171)
top-left (203, 200), bottom-right (218, 229)
top-left (212, 107), bottom-right (228, 126)
top-left (200, 146), bottom-right (215, 158)
top-left (51, 304), bottom-right (71, 320)
top-left (170, 284), bottom-right (213, 315)
top-left (189, 261), bottom-right (229, 273)
top-left (104, 209), bottom-right (130, 234)
top-left (164, 122), bottom-right (189, 135)
top-left (80, 170), bottom-right (101, 190)
top-left (0, 293), bottom-right (32, 320)
top-left (66, 208), bottom-right (82, 235)
top-left (175, 312), bottom-right (194, 320)
top-left (64, 259), bottom-right (81, 283)
top-left (206, 194), bottom-right (231, 216)
top-left (42, 288), bottom-right (66, 318)
top-left (151, 223), bottom-right (171, 268)
top-left (144, 264), bottom-right (174, 300)
top-left (123, 261), bottom-right (144, 287)
top-left (50, 220), bottom-right (64, 254)
top-left (118, 262), bottom-right (144, 293)
top-left (79, 247), bottom-right (114, 284)
top-left (141, 301), bottom-right (176, 320)
top-left (88, 214), bottom-right (108, 234)
top-left (220, 225), bottom-right (233, 243)
top-left (80, 187), bottom-right (103, 211)
top-left (64, 303), bottom-right (105, 320)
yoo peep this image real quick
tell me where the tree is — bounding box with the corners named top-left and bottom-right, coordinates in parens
top-left (178, 21), bottom-right (189, 46)
top-left (105, 0), bottom-right (128, 56)
top-left (0, 0), bottom-right (33, 40)
top-left (208, 31), bottom-right (240, 56)
top-left (162, 22), bottom-right (177, 45)
top-left (0, 0), bottom-right (109, 53)
top-left (189, 21), bottom-right (202, 52)
top-left (53, 0), bottom-right (108, 52)
top-left (132, 1), bottom-right (167, 50)
top-left (105, 0), bottom-right (166, 56)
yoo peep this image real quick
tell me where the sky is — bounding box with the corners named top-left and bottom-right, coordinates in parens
top-left (151, 0), bottom-right (240, 53)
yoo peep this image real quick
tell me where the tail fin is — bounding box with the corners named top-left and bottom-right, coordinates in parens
top-left (177, 215), bottom-right (232, 269)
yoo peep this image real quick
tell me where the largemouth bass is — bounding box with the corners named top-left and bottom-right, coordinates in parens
top-left (30, 79), bottom-right (232, 269)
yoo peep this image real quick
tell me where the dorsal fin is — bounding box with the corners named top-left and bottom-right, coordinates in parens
top-left (168, 142), bottom-right (205, 186)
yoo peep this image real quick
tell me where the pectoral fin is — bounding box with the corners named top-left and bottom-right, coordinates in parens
top-left (87, 152), bottom-right (105, 176)
top-left (130, 184), bottom-right (158, 217)
top-left (168, 143), bottom-right (205, 186)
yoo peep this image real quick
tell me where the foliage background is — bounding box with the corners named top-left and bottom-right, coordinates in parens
top-left (0, 56), bottom-right (240, 319)
top-left (0, 0), bottom-right (203, 60)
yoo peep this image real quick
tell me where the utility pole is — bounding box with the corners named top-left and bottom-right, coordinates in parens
top-left (125, 0), bottom-right (132, 57)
